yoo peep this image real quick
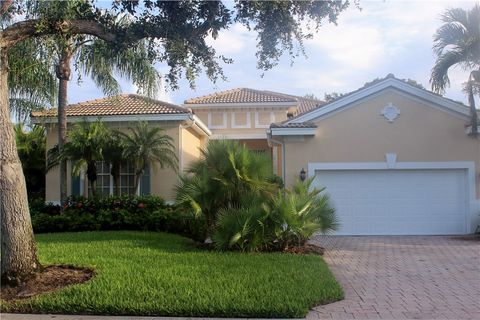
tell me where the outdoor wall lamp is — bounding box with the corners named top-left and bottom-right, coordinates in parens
top-left (299, 168), bottom-right (306, 182)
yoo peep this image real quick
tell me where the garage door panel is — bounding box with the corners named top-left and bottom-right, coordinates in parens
top-left (313, 169), bottom-right (467, 235)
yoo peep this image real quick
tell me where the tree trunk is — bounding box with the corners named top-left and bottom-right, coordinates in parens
top-left (56, 45), bottom-right (73, 205)
top-left (134, 171), bottom-right (142, 196)
top-left (467, 79), bottom-right (478, 138)
top-left (111, 163), bottom-right (120, 196)
top-left (86, 161), bottom-right (97, 197)
top-left (0, 45), bottom-right (40, 285)
top-left (89, 178), bottom-right (97, 197)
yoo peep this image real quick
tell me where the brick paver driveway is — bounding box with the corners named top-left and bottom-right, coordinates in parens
top-left (308, 236), bottom-right (480, 320)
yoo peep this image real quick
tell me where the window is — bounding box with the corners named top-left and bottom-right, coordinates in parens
top-left (87, 161), bottom-right (144, 197)
top-left (91, 161), bottom-right (111, 197)
top-left (116, 162), bottom-right (136, 195)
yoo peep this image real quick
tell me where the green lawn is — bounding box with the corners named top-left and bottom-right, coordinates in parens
top-left (2, 231), bottom-right (343, 318)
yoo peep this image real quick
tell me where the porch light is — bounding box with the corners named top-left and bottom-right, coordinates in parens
top-left (299, 168), bottom-right (306, 182)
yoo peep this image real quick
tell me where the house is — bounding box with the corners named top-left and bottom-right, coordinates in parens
top-left (183, 88), bottom-right (324, 176)
top-left (268, 75), bottom-right (480, 235)
top-left (31, 94), bottom-right (211, 201)
top-left (32, 75), bottom-right (480, 235)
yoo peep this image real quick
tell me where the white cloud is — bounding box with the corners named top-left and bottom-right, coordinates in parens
top-left (206, 24), bottom-right (254, 56)
top-left (307, 24), bottom-right (386, 71)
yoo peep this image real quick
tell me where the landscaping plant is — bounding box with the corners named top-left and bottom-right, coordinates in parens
top-left (213, 179), bottom-right (338, 252)
top-left (175, 140), bottom-right (279, 240)
top-left (176, 140), bottom-right (338, 251)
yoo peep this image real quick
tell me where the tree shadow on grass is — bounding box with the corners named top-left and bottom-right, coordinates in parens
top-left (35, 230), bottom-right (199, 253)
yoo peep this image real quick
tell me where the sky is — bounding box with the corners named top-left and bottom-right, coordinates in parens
top-left (68, 0), bottom-right (478, 106)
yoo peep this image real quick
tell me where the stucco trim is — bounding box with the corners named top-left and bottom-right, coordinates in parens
top-left (207, 112), bottom-right (228, 129)
top-left (210, 133), bottom-right (267, 140)
top-left (289, 78), bottom-right (471, 124)
top-left (255, 112), bottom-right (275, 128)
top-left (231, 112), bottom-right (251, 129)
top-left (307, 161), bottom-right (477, 233)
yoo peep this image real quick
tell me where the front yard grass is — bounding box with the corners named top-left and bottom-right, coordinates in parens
top-left (1, 231), bottom-right (343, 318)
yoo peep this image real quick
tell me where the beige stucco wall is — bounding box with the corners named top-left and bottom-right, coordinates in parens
top-left (194, 108), bottom-right (289, 137)
top-left (282, 90), bottom-right (480, 201)
top-left (44, 120), bottom-right (205, 202)
top-left (181, 126), bottom-right (203, 171)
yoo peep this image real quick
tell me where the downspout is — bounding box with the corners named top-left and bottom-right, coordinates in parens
top-left (267, 129), bottom-right (286, 187)
top-left (179, 118), bottom-right (195, 173)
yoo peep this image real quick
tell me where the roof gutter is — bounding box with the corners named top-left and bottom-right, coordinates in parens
top-left (189, 114), bottom-right (212, 136)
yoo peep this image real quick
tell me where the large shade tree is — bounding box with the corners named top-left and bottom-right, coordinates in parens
top-left (430, 4), bottom-right (480, 137)
top-left (26, 0), bottom-right (161, 205)
top-left (0, 0), bottom-right (349, 284)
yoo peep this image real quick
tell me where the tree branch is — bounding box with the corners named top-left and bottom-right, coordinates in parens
top-left (0, 0), bottom-right (13, 15)
top-left (1, 19), bottom-right (119, 49)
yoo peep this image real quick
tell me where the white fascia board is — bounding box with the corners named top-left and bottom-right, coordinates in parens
top-left (270, 127), bottom-right (316, 136)
top-left (182, 101), bottom-right (296, 108)
top-left (289, 78), bottom-right (470, 124)
top-left (31, 114), bottom-right (190, 124)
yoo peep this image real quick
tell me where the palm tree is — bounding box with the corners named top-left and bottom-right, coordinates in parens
top-left (175, 140), bottom-right (278, 240)
top-left (102, 132), bottom-right (126, 196)
top-left (119, 122), bottom-right (178, 195)
top-left (8, 38), bottom-right (57, 122)
top-left (59, 120), bottom-right (110, 197)
top-left (28, 0), bottom-right (161, 204)
top-left (430, 4), bottom-right (480, 137)
top-left (14, 124), bottom-right (47, 198)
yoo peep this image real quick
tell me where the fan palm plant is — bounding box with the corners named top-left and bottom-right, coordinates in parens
top-left (57, 120), bottom-right (110, 197)
top-left (119, 122), bottom-right (178, 195)
top-left (430, 4), bottom-right (480, 137)
top-left (175, 140), bottom-right (278, 241)
top-left (269, 178), bottom-right (338, 247)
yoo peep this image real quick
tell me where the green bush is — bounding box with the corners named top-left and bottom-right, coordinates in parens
top-left (29, 195), bottom-right (206, 241)
top-left (176, 140), bottom-right (280, 240)
top-left (212, 178), bottom-right (338, 252)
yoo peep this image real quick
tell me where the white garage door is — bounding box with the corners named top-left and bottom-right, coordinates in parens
top-left (313, 169), bottom-right (467, 235)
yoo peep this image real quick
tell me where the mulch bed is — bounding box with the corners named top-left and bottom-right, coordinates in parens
top-left (285, 244), bottom-right (325, 255)
top-left (1, 265), bottom-right (94, 301)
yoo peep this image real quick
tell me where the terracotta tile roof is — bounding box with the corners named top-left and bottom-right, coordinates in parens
top-left (270, 122), bottom-right (317, 129)
top-left (31, 94), bottom-right (190, 117)
top-left (184, 88), bottom-right (299, 104)
top-left (261, 91), bottom-right (325, 116)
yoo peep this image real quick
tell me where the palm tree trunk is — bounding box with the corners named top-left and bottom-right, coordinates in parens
top-left (134, 172), bottom-right (142, 196)
top-left (111, 163), bottom-right (121, 196)
top-left (0, 46), bottom-right (40, 285)
top-left (467, 78), bottom-right (478, 138)
top-left (55, 45), bottom-right (73, 205)
top-left (90, 178), bottom-right (97, 197)
top-left (87, 161), bottom-right (97, 197)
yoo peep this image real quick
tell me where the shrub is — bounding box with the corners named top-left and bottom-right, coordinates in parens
top-left (212, 178), bottom-right (338, 252)
top-left (29, 195), bottom-right (206, 241)
top-left (176, 140), bottom-right (280, 240)
top-left (212, 205), bottom-right (273, 252)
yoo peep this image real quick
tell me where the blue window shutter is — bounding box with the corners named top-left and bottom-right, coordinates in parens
top-left (140, 165), bottom-right (150, 195)
top-left (71, 175), bottom-right (81, 196)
